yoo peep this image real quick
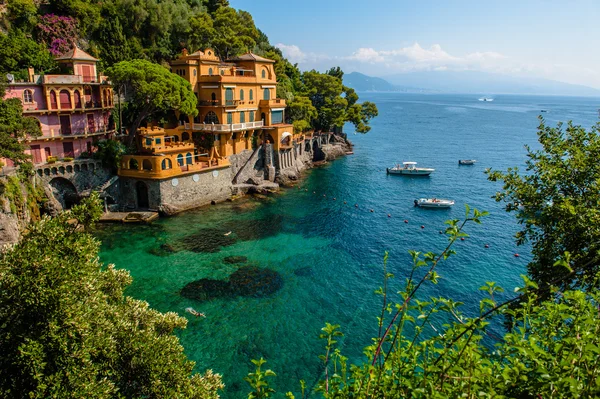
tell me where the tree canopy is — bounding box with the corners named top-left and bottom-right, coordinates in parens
top-left (0, 194), bottom-right (223, 398)
top-left (0, 84), bottom-right (41, 164)
top-left (487, 118), bottom-right (600, 291)
top-left (106, 59), bottom-right (198, 143)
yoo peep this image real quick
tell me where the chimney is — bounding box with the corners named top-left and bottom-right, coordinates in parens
top-left (28, 67), bottom-right (35, 82)
top-left (182, 48), bottom-right (188, 57)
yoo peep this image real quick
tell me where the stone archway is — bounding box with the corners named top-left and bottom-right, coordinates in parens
top-left (136, 181), bottom-right (149, 209)
top-left (49, 177), bottom-right (79, 209)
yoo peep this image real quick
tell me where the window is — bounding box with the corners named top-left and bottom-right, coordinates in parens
top-left (240, 111), bottom-right (245, 123)
top-left (156, 138), bottom-right (161, 144)
top-left (182, 132), bottom-right (190, 141)
top-left (249, 89), bottom-right (253, 101)
top-left (186, 152), bottom-right (193, 165)
top-left (220, 69), bottom-right (224, 76)
top-left (129, 159), bottom-right (139, 169)
top-left (211, 92), bottom-right (216, 102)
top-left (271, 110), bottom-right (283, 124)
top-left (142, 159), bottom-right (152, 171)
top-left (146, 138), bottom-right (152, 146)
top-left (262, 69), bottom-right (266, 79)
top-left (249, 111), bottom-right (254, 122)
top-left (263, 88), bottom-right (270, 100)
top-left (162, 158), bottom-right (172, 170)
top-left (240, 89), bottom-right (244, 101)
top-left (232, 132), bottom-right (237, 140)
top-left (208, 68), bottom-right (213, 76)
top-left (204, 111), bottom-right (219, 124)
top-left (23, 90), bottom-right (33, 103)
top-left (227, 113), bottom-right (232, 124)
top-left (177, 154), bottom-right (184, 166)
top-left (193, 69), bottom-right (197, 76)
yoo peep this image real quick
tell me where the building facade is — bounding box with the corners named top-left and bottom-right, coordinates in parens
top-left (3, 47), bottom-right (114, 166)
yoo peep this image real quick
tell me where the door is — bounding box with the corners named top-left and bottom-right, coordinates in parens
top-left (87, 114), bottom-right (96, 133)
top-left (82, 65), bottom-right (93, 82)
top-left (44, 147), bottom-right (51, 159)
top-left (263, 88), bottom-right (270, 100)
top-left (59, 115), bottom-right (71, 135)
top-left (30, 145), bottom-right (42, 164)
top-left (136, 181), bottom-right (149, 208)
top-left (63, 142), bottom-right (74, 158)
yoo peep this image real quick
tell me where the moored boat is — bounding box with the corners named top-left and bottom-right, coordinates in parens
top-left (414, 198), bottom-right (455, 208)
top-left (458, 159), bottom-right (477, 165)
top-left (387, 162), bottom-right (435, 176)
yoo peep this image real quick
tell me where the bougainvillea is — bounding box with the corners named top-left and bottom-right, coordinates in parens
top-left (36, 14), bottom-right (79, 56)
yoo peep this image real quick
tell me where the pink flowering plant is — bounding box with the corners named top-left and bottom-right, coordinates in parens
top-left (37, 14), bottom-right (79, 56)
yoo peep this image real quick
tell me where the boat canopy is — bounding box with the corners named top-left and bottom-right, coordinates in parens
top-left (402, 161), bottom-right (417, 165)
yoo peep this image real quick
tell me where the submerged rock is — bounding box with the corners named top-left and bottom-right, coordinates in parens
top-left (180, 278), bottom-right (231, 301)
top-left (222, 215), bottom-right (283, 242)
top-left (180, 266), bottom-right (283, 301)
top-left (147, 243), bottom-right (177, 257)
top-left (223, 255), bottom-right (248, 264)
top-left (229, 266), bottom-right (283, 298)
top-left (178, 228), bottom-right (237, 253)
top-left (293, 266), bottom-right (313, 277)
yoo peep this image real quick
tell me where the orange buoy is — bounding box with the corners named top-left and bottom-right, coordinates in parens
top-left (485, 244), bottom-right (490, 248)
top-left (421, 225), bottom-right (425, 229)
top-left (460, 237), bottom-right (465, 241)
top-left (404, 220), bottom-right (408, 223)
top-left (514, 253), bottom-right (520, 257)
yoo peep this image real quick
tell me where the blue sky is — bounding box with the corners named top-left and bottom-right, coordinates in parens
top-left (230, 0), bottom-right (600, 88)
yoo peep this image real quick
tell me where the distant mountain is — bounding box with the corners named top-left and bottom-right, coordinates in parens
top-left (384, 70), bottom-right (600, 97)
top-left (343, 72), bottom-right (430, 93)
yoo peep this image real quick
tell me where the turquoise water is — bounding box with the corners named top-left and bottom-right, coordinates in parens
top-left (97, 93), bottom-right (599, 397)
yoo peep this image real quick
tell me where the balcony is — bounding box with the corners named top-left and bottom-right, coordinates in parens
top-left (43, 75), bottom-right (83, 84)
top-left (259, 99), bottom-right (287, 108)
top-left (23, 129), bottom-right (114, 142)
top-left (184, 120), bottom-right (264, 133)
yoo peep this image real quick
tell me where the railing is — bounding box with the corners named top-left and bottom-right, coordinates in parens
top-left (224, 100), bottom-right (239, 106)
top-left (183, 120), bottom-right (264, 132)
top-left (198, 100), bottom-right (219, 106)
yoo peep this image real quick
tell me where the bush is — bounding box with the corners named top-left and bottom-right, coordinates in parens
top-left (61, 157), bottom-right (74, 162)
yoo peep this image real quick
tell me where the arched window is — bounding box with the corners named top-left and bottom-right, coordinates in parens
top-left (186, 152), bottom-right (193, 165)
top-left (23, 90), bottom-right (33, 103)
top-left (142, 159), bottom-right (152, 171)
top-left (211, 92), bottom-right (216, 103)
top-left (84, 86), bottom-right (92, 106)
top-left (193, 69), bottom-right (197, 76)
top-left (59, 90), bottom-right (72, 109)
top-left (161, 158), bottom-right (172, 170)
top-left (263, 88), bottom-right (270, 100)
top-left (129, 158), bottom-right (139, 169)
top-left (208, 68), bottom-right (213, 76)
top-left (240, 89), bottom-right (244, 101)
top-left (240, 111), bottom-right (245, 123)
top-left (249, 111), bottom-right (254, 122)
top-left (249, 89), bottom-right (253, 101)
top-left (225, 88), bottom-right (234, 105)
top-left (177, 154), bottom-right (184, 166)
top-left (50, 91), bottom-right (58, 109)
top-left (262, 69), bottom-right (266, 79)
top-left (182, 132), bottom-right (190, 141)
top-left (204, 111), bottom-right (219, 124)
top-left (220, 69), bottom-right (224, 76)
top-left (73, 90), bottom-right (82, 108)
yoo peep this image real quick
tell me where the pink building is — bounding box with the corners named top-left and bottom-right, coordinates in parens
top-left (3, 47), bottom-right (114, 166)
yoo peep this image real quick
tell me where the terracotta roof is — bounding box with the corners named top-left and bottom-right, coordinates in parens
top-left (55, 47), bottom-right (99, 62)
top-left (227, 52), bottom-right (275, 63)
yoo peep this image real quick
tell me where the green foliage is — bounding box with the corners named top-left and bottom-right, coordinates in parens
top-left (93, 138), bottom-right (127, 173)
top-left (106, 59), bottom-right (198, 142)
top-left (287, 96), bottom-right (317, 132)
top-left (0, 193), bottom-right (224, 398)
top-left (0, 95), bottom-right (41, 165)
top-left (487, 118), bottom-right (600, 291)
top-left (0, 30), bottom-right (55, 75)
top-left (211, 7), bottom-right (259, 59)
top-left (245, 358), bottom-right (277, 399)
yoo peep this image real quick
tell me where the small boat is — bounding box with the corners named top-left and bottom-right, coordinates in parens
top-left (414, 198), bottom-right (455, 208)
top-left (387, 162), bottom-right (435, 176)
top-left (458, 159), bottom-right (477, 165)
top-left (540, 110), bottom-right (547, 113)
top-left (478, 97), bottom-right (494, 102)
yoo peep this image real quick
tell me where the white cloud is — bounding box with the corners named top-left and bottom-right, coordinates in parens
top-left (274, 42), bottom-right (600, 89)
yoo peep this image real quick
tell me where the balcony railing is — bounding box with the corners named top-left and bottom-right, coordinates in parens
top-left (184, 120), bottom-right (264, 132)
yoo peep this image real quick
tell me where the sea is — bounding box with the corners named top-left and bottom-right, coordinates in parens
top-left (96, 93), bottom-right (600, 398)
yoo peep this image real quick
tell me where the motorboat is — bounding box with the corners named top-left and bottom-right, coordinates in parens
top-left (458, 159), bottom-right (477, 165)
top-left (478, 97), bottom-right (494, 102)
top-left (414, 198), bottom-right (455, 208)
top-left (387, 162), bottom-right (435, 176)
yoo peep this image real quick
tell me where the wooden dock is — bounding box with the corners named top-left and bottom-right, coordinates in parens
top-left (99, 211), bottom-right (159, 224)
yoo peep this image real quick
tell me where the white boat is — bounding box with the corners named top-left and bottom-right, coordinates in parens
top-left (478, 97), bottom-right (494, 102)
top-left (387, 162), bottom-right (435, 176)
top-left (458, 159), bottom-right (477, 165)
top-left (414, 198), bottom-right (455, 208)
